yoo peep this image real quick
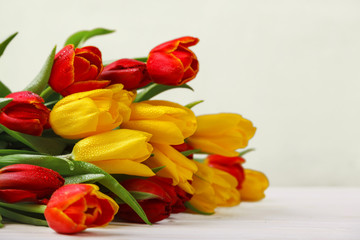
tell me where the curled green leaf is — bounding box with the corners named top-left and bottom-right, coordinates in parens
top-left (185, 100), bottom-right (204, 109)
top-left (135, 83), bottom-right (194, 102)
top-left (23, 46), bottom-right (56, 95)
top-left (0, 32), bottom-right (18, 58)
top-left (64, 28), bottom-right (115, 48)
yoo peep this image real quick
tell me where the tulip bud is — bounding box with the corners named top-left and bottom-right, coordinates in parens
top-left (0, 91), bottom-right (50, 136)
top-left (0, 164), bottom-right (64, 203)
top-left (187, 113), bottom-right (256, 157)
top-left (72, 129), bottom-right (154, 177)
top-left (188, 161), bottom-right (240, 214)
top-left (49, 45), bottom-right (109, 96)
top-left (147, 36), bottom-right (199, 85)
top-left (240, 169), bottom-right (269, 201)
top-left (44, 184), bottom-right (119, 234)
top-left (99, 58), bottom-right (152, 90)
top-left (122, 100), bottom-right (197, 145)
top-left (206, 154), bottom-right (246, 189)
top-left (49, 84), bottom-right (134, 139)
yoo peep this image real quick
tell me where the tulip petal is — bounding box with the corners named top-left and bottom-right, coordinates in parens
top-left (48, 45), bottom-right (75, 93)
top-left (72, 129), bottom-right (153, 162)
top-left (93, 159), bottom-right (155, 176)
top-left (45, 207), bottom-right (87, 234)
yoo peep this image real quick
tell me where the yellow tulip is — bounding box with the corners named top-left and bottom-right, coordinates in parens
top-left (121, 100), bottom-right (197, 145)
top-left (72, 129), bottom-right (154, 177)
top-left (144, 143), bottom-right (198, 194)
top-left (188, 161), bottom-right (240, 214)
top-left (50, 84), bottom-right (134, 139)
top-left (240, 169), bottom-right (269, 201)
top-left (187, 113), bottom-right (256, 157)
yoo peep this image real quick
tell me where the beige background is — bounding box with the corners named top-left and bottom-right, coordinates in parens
top-left (0, 0), bottom-right (359, 186)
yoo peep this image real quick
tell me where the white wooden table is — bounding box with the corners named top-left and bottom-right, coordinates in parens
top-left (2, 187), bottom-right (360, 240)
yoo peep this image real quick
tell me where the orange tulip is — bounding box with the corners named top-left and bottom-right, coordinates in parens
top-left (44, 184), bottom-right (118, 234)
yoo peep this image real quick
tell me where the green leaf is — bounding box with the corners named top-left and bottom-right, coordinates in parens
top-left (0, 32), bottom-right (18, 57)
top-left (0, 149), bottom-right (38, 156)
top-left (116, 191), bottom-right (159, 204)
top-left (0, 206), bottom-right (48, 226)
top-left (135, 83), bottom-right (194, 102)
top-left (184, 201), bottom-right (214, 215)
top-left (152, 166), bottom-right (166, 173)
top-left (0, 98), bottom-right (12, 109)
top-left (23, 46), bottom-right (56, 95)
top-left (133, 57), bottom-right (148, 63)
top-left (64, 28), bottom-right (115, 48)
top-left (0, 154), bottom-right (75, 173)
top-left (0, 81), bottom-right (11, 97)
top-left (238, 148), bottom-right (255, 156)
top-left (64, 173), bottom-right (106, 184)
top-left (0, 124), bottom-right (67, 155)
top-left (185, 100), bottom-right (204, 109)
top-left (0, 212), bottom-right (3, 228)
top-left (0, 202), bottom-right (46, 214)
top-left (181, 149), bottom-right (201, 157)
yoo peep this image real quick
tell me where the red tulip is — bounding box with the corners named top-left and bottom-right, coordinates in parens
top-left (49, 45), bottom-right (109, 96)
top-left (147, 36), bottom-right (199, 86)
top-left (44, 184), bottom-right (119, 234)
top-left (117, 177), bottom-right (191, 223)
top-left (117, 178), bottom-right (172, 223)
top-left (148, 176), bottom-right (192, 213)
top-left (0, 91), bottom-right (50, 136)
top-left (206, 155), bottom-right (246, 189)
top-left (0, 164), bottom-right (64, 203)
top-left (99, 58), bottom-right (151, 90)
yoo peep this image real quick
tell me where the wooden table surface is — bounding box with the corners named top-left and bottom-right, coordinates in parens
top-left (2, 187), bottom-right (359, 240)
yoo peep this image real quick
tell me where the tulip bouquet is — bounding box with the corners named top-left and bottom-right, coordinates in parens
top-left (0, 28), bottom-right (268, 234)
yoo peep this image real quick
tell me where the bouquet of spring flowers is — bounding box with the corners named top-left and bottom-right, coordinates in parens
top-left (0, 28), bottom-right (269, 234)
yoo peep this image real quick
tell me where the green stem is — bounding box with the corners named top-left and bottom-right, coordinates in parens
top-left (0, 212), bottom-right (3, 228)
top-left (40, 86), bottom-right (55, 99)
top-left (0, 206), bottom-right (48, 226)
top-left (0, 202), bottom-right (46, 214)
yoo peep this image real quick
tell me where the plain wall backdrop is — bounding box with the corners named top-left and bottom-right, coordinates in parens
top-left (0, 0), bottom-right (359, 186)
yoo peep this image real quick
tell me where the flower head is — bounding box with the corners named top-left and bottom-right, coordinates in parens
top-left (49, 45), bottom-right (109, 96)
top-left (72, 129), bottom-right (154, 177)
top-left (187, 113), bottom-right (256, 157)
top-left (49, 84), bottom-right (133, 139)
top-left (147, 36), bottom-right (199, 85)
top-left (44, 184), bottom-right (118, 234)
top-left (0, 164), bottom-right (64, 203)
top-left (99, 58), bottom-right (151, 90)
top-left (0, 91), bottom-right (50, 136)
